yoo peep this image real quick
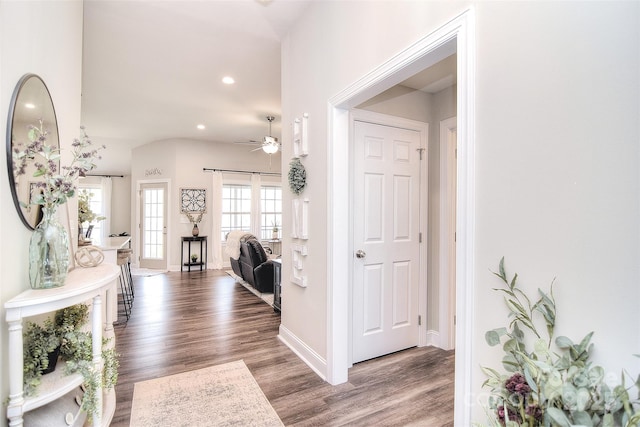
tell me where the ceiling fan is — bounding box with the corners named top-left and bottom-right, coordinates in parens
top-left (258, 116), bottom-right (280, 154)
top-left (236, 116), bottom-right (280, 154)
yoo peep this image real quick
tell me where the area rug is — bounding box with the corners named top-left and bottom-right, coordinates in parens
top-left (130, 360), bottom-right (283, 427)
top-left (226, 270), bottom-right (274, 307)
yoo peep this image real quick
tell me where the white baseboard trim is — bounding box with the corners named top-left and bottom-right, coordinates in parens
top-left (426, 329), bottom-right (441, 348)
top-left (278, 324), bottom-right (327, 381)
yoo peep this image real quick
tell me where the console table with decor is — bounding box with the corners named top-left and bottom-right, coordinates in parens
top-left (181, 236), bottom-right (207, 271)
top-left (5, 263), bottom-right (120, 427)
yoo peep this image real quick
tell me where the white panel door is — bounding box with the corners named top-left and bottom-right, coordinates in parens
top-left (139, 182), bottom-right (168, 269)
top-left (353, 120), bottom-right (421, 363)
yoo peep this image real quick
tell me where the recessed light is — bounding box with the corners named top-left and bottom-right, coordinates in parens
top-left (25, 103), bottom-right (35, 109)
top-left (197, 124), bottom-right (205, 130)
top-left (222, 76), bottom-right (235, 85)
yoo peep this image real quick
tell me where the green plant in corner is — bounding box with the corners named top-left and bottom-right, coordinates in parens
top-left (481, 258), bottom-right (640, 427)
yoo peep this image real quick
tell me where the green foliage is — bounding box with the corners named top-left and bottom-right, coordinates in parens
top-left (23, 319), bottom-right (60, 396)
top-left (64, 335), bottom-right (119, 418)
top-left (288, 158), bottom-right (306, 195)
top-left (77, 190), bottom-right (106, 224)
top-left (22, 304), bottom-right (119, 422)
top-left (482, 258), bottom-right (640, 427)
top-left (13, 122), bottom-right (105, 210)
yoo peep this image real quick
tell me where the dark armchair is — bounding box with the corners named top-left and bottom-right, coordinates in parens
top-left (227, 232), bottom-right (275, 294)
top-left (239, 238), bottom-right (275, 293)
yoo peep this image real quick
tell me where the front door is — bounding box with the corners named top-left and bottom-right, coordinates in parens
top-left (352, 120), bottom-right (422, 363)
top-left (139, 182), bottom-right (168, 269)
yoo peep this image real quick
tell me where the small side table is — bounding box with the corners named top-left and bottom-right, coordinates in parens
top-left (263, 239), bottom-right (282, 256)
top-left (181, 236), bottom-right (207, 272)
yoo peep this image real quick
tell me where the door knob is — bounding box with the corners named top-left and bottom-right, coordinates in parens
top-left (355, 250), bottom-right (366, 259)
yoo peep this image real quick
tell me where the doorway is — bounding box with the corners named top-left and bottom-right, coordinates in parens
top-left (138, 181), bottom-right (169, 270)
top-left (351, 118), bottom-right (424, 363)
top-left (326, 8), bottom-right (475, 426)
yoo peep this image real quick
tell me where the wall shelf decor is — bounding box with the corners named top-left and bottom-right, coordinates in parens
top-left (291, 244), bottom-right (308, 288)
top-left (180, 188), bottom-right (206, 213)
top-left (291, 198), bottom-right (309, 240)
top-left (293, 113), bottom-right (309, 157)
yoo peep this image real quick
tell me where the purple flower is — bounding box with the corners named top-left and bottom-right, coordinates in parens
top-left (525, 403), bottom-right (543, 421)
top-left (505, 373), bottom-right (531, 398)
top-left (496, 405), bottom-right (521, 426)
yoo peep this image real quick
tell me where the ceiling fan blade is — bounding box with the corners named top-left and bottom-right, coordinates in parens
top-left (233, 140), bottom-right (260, 145)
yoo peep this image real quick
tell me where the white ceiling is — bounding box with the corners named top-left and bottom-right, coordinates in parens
top-left (81, 0), bottom-right (310, 173)
top-left (81, 0), bottom-right (455, 174)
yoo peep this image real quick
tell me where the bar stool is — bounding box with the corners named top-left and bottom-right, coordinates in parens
top-left (117, 248), bottom-right (134, 320)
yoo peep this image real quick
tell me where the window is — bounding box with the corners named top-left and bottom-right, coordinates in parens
top-left (260, 186), bottom-right (282, 240)
top-left (79, 186), bottom-right (104, 245)
top-left (221, 184), bottom-right (251, 240)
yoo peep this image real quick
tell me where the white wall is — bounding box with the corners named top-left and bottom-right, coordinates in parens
top-left (0, 0), bottom-right (84, 420)
top-left (131, 138), bottom-right (281, 269)
top-left (281, 1), bottom-right (639, 424)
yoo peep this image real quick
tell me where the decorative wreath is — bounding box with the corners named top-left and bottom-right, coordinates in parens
top-left (288, 158), bottom-right (306, 195)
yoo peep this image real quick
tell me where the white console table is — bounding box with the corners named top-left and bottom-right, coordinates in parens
top-left (5, 264), bottom-right (119, 427)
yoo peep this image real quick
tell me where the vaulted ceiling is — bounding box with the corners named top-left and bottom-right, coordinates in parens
top-left (81, 1), bottom-right (455, 174)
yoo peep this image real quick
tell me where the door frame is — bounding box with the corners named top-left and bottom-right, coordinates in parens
top-left (439, 116), bottom-right (457, 351)
top-left (326, 8), bottom-right (475, 426)
top-left (135, 179), bottom-right (171, 270)
top-left (349, 109), bottom-right (429, 366)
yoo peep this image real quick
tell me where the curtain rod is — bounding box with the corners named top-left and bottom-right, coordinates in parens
top-left (202, 168), bottom-right (281, 177)
top-left (86, 174), bottom-right (125, 178)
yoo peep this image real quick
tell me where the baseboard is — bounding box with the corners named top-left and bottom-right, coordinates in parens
top-left (278, 324), bottom-right (327, 381)
top-left (426, 329), bottom-right (441, 348)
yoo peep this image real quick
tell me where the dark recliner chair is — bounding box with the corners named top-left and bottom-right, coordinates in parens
top-left (239, 238), bottom-right (275, 293)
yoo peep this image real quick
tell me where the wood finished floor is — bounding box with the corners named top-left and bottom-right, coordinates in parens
top-left (112, 269), bottom-right (455, 426)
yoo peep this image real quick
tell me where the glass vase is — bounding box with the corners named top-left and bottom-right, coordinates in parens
top-left (29, 206), bottom-right (70, 289)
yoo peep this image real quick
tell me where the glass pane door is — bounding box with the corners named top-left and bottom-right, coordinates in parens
top-left (140, 182), bottom-right (167, 269)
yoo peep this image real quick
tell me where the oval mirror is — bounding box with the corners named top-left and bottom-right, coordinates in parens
top-left (6, 74), bottom-right (59, 230)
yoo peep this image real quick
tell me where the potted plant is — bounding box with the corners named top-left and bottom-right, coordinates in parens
top-left (191, 254), bottom-right (199, 264)
top-left (77, 189), bottom-right (105, 244)
top-left (184, 211), bottom-right (203, 237)
top-left (23, 319), bottom-right (60, 396)
top-left (22, 304), bottom-right (119, 420)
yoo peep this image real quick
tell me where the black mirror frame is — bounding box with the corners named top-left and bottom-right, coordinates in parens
top-left (6, 73), bottom-right (59, 230)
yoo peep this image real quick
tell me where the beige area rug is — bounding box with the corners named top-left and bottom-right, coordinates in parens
top-left (130, 267), bottom-right (167, 277)
top-left (130, 360), bottom-right (283, 427)
top-left (226, 270), bottom-right (274, 307)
